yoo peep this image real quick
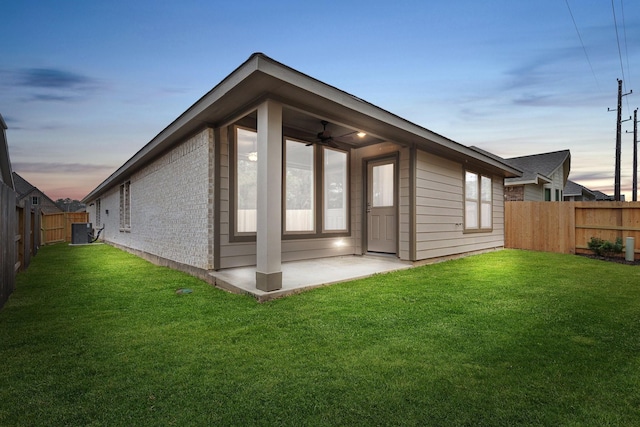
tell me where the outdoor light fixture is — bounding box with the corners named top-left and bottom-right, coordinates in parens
top-left (357, 132), bottom-right (366, 138)
top-left (248, 151), bottom-right (258, 162)
top-left (105, 209), bottom-right (109, 215)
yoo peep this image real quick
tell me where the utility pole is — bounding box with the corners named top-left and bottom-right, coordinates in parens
top-left (628, 108), bottom-right (639, 201)
top-left (609, 79), bottom-right (632, 201)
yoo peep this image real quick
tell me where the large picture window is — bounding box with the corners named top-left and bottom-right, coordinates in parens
top-left (285, 140), bottom-right (315, 232)
top-left (465, 171), bottom-right (492, 231)
top-left (323, 148), bottom-right (348, 231)
top-left (232, 126), bottom-right (349, 238)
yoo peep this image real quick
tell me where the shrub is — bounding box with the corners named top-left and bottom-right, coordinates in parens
top-left (587, 237), bottom-right (624, 257)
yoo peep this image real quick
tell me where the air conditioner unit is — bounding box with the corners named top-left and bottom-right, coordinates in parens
top-left (71, 223), bottom-right (92, 244)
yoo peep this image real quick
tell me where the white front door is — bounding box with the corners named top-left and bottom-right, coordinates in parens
top-left (367, 158), bottom-right (396, 254)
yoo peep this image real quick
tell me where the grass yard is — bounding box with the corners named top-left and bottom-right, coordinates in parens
top-left (1, 244), bottom-right (640, 426)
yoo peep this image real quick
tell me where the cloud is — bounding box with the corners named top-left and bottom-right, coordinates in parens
top-left (27, 93), bottom-right (78, 102)
top-left (13, 162), bottom-right (115, 174)
top-left (511, 94), bottom-right (554, 107)
top-left (4, 67), bottom-right (102, 103)
top-left (569, 171), bottom-right (612, 182)
top-left (17, 68), bottom-right (94, 89)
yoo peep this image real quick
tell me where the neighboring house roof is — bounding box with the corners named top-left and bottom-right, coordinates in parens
top-left (0, 113), bottom-right (14, 190)
top-left (504, 150), bottom-right (571, 186)
top-left (84, 53), bottom-right (521, 202)
top-left (12, 172), bottom-right (62, 213)
top-left (592, 190), bottom-right (615, 201)
top-left (471, 147), bottom-right (570, 187)
top-left (563, 180), bottom-right (596, 199)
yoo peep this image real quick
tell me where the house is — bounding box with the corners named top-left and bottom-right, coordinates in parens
top-left (83, 53), bottom-right (520, 294)
top-left (12, 172), bottom-right (62, 214)
top-left (592, 190), bottom-right (616, 201)
top-left (563, 180), bottom-right (597, 201)
top-left (0, 114), bottom-right (13, 190)
top-left (472, 148), bottom-right (570, 201)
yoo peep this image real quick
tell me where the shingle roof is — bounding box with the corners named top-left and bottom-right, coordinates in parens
top-left (12, 172), bottom-right (35, 197)
top-left (471, 147), bottom-right (570, 186)
top-left (83, 53), bottom-right (522, 203)
top-left (505, 150), bottom-right (571, 178)
top-left (592, 190), bottom-right (615, 201)
top-left (12, 172), bottom-right (62, 213)
top-left (563, 180), bottom-right (595, 198)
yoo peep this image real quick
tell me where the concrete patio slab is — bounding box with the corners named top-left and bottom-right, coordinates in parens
top-left (209, 255), bottom-right (413, 301)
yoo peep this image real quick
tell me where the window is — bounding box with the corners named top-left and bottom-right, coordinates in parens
top-left (555, 189), bottom-right (560, 201)
top-left (372, 163), bottom-right (394, 207)
top-left (465, 171), bottom-right (492, 231)
top-left (323, 148), bottom-right (348, 231)
top-left (32, 196), bottom-right (39, 205)
top-left (285, 139), bottom-right (315, 232)
top-left (96, 198), bottom-right (101, 227)
top-left (232, 127), bottom-right (349, 238)
top-left (235, 127), bottom-right (258, 233)
top-left (480, 176), bottom-right (492, 228)
top-left (544, 188), bottom-right (551, 201)
top-left (120, 181), bottom-right (131, 230)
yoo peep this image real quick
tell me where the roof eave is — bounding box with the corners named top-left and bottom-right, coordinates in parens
top-left (505, 173), bottom-right (552, 186)
top-left (83, 53), bottom-right (522, 202)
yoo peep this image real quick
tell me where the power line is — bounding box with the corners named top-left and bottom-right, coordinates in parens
top-left (611, 0), bottom-right (627, 88)
top-left (620, 0), bottom-right (632, 113)
top-left (620, 0), bottom-right (631, 89)
top-left (564, 0), bottom-right (599, 89)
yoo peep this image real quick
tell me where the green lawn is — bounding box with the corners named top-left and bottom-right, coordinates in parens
top-left (1, 244), bottom-right (640, 426)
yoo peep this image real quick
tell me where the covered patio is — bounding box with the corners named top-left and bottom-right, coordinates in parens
top-left (209, 254), bottom-right (413, 302)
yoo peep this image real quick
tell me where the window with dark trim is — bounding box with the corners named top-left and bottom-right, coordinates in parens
top-left (285, 139), bottom-right (315, 233)
top-left (323, 148), bottom-right (348, 232)
top-left (119, 181), bottom-right (131, 230)
top-left (232, 126), bottom-right (349, 239)
top-left (464, 171), bottom-right (492, 231)
top-left (96, 198), bottom-right (101, 227)
top-left (32, 196), bottom-right (39, 205)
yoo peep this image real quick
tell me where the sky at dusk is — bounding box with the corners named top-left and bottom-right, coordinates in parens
top-left (1, 0), bottom-right (639, 201)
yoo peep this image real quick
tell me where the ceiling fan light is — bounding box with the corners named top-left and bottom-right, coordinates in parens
top-left (357, 132), bottom-right (366, 138)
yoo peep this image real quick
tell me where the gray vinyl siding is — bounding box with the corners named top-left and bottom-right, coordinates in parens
top-left (351, 142), bottom-right (410, 258)
top-left (546, 167), bottom-right (565, 201)
top-left (414, 149), bottom-right (504, 260)
top-left (219, 125), bottom-right (257, 269)
top-left (524, 184), bottom-right (544, 201)
top-left (523, 165), bottom-right (566, 201)
top-left (398, 148), bottom-right (410, 260)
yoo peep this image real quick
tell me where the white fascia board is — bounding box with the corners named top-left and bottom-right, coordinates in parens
top-left (505, 174), bottom-right (552, 186)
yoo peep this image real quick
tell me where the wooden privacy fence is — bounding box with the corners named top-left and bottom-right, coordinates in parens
top-left (505, 201), bottom-right (640, 260)
top-left (1, 187), bottom-right (42, 309)
top-left (42, 212), bottom-right (89, 244)
top-left (1, 183), bottom-right (17, 309)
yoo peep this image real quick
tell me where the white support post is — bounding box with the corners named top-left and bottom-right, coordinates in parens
top-left (255, 100), bottom-right (283, 291)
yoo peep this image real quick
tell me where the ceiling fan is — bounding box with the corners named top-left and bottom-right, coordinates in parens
top-left (305, 120), bottom-right (352, 148)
